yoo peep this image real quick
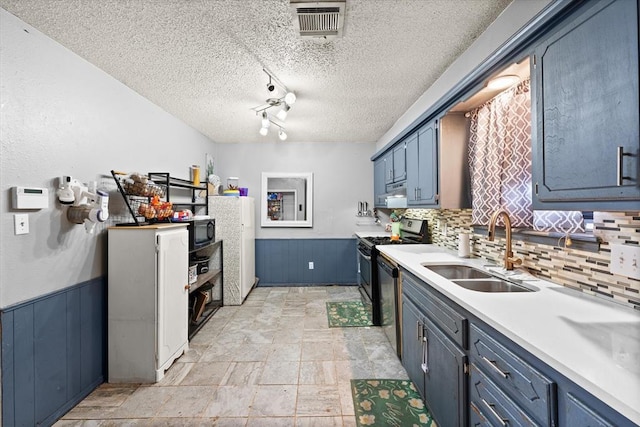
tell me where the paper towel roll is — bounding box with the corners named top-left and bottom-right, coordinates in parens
top-left (458, 233), bottom-right (471, 258)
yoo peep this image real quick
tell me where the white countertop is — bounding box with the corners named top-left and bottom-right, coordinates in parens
top-left (376, 244), bottom-right (640, 425)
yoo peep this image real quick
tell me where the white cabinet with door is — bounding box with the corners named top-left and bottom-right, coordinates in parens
top-left (107, 224), bottom-right (189, 383)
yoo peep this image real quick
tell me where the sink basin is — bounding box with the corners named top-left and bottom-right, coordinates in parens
top-left (423, 264), bottom-right (536, 292)
top-left (452, 279), bottom-right (532, 293)
top-left (424, 264), bottom-right (493, 280)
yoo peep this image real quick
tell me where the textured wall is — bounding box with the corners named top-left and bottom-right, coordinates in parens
top-left (405, 209), bottom-right (640, 310)
top-left (0, 10), bottom-right (216, 308)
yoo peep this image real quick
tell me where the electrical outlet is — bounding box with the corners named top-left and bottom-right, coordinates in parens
top-left (308, 262), bottom-right (314, 270)
top-left (610, 244), bottom-right (640, 279)
top-left (14, 213), bottom-right (29, 235)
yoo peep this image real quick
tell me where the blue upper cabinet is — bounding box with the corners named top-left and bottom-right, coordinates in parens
top-left (383, 143), bottom-right (407, 184)
top-left (392, 142), bottom-right (407, 182)
top-left (531, 0), bottom-right (639, 210)
top-left (407, 121), bottom-right (438, 206)
top-left (373, 157), bottom-right (386, 207)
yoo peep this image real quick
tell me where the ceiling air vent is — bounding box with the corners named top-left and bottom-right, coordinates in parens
top-left (290, 1), bottom-right (346, 39)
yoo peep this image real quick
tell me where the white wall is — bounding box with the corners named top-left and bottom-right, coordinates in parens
top-left (376, 0), bottom-right (553, 152)
top-left (214, 141), bottom-right (379, 239)
top-left (0, 9), bottom-right (217, 308)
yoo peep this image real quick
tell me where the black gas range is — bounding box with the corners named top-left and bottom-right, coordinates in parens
top-left (356, 218), bottom-right (429, 326)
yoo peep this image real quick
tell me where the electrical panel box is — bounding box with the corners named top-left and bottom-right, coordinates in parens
top-left (12, 186), bottom-right (49, 209)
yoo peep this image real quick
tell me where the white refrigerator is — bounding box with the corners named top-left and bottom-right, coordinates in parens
top-left (209, 196), bottom-right (256, 305)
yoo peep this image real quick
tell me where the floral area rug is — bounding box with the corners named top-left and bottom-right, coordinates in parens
top-left (351, 379), bottom-right (436, 427)
top-left (326, 301), bottom-right (373, 327)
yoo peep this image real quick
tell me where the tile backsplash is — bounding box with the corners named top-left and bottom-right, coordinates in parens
top-left (405, 209), bottom-right (640, 310)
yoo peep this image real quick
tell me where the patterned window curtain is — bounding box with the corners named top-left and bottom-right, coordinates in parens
top-left (468, 78), bottom-right (585, 232)
top-left (468, 79), bottom-right (533, 227)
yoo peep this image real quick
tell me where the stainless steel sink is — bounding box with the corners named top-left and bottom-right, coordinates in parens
top-left (424, 264), bottom-right (493, 280)
top-left (423, 264), bottom-right (535, 292)
top-left (452, 279), bottom-right (532, 293)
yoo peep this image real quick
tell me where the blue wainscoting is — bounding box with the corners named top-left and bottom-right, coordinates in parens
top-left (1, 276), bottom-right (105, 426)
top-left (256, 238), bottom-right (357, 285)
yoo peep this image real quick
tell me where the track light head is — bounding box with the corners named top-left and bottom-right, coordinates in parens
top-left (261, 111), bottom-right (270, 128)
top-left (276, 104), bottom-right (291, 121)
top-left (278, 129), bottom-right (288, 141)
top-left (284, 92), bottom-right (297, 105)
top-left (259, 126), bottom-right (269, 136)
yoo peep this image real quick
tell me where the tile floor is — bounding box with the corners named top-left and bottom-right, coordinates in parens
top-left (56, 286), bottom-right (409, 426)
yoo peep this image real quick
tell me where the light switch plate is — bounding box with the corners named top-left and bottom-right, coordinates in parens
top-left (14, 213), bottom-right (29, 235)
top-left (610, 244), bottom-right (640, 279)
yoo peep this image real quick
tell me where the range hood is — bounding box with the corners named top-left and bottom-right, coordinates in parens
top-left (382, 181), bottom-right (408, 208)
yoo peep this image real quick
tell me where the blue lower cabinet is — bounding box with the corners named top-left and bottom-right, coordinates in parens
top-left (470, 323), bottom-right (556, 426)
top-left (423, 316), bottom-right (467, 427)
top-left (564, 393), bottom-right (616, 427)
top-left (469, 401), bottom-right (492, 427)
top-left (401, 272), bottom-right (467, 427)
top-left (470, 363), bottom-right (538, 427)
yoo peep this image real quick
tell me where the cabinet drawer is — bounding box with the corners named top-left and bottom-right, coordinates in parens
top-left (470, 401), bottom-right (492, 427)
top-left (470, 363), bottom-right (539, 427)
top-left (470, 324), bottom-right (556, 426)
top-left (403, 272), bottom-right (467, 349)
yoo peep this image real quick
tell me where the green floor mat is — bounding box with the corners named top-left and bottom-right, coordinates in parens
top-left (326, 301), bottom-right (373, 327)
top-left (351, 379), bottom-right (436, 426)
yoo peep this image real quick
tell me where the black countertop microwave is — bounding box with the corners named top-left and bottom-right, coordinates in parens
top-left (187, 219), bottom-right (215, 251)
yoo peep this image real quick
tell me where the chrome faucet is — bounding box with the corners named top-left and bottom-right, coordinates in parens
top-left (487, 209), bottom-right (522, 270)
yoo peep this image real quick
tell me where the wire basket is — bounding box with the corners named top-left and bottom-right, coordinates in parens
top-left (129, 199), bottom-right (174, 220)
top-left (122, 179), bottom-right (166, 198)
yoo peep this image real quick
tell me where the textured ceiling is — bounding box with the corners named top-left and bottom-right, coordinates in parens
top-left (0, 0), bottom-right (512, 144)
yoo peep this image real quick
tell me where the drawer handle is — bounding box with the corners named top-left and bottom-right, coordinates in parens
top-left (482, 399), bottom-right (509, 427)
top-left (482, 356), bottom-right (509, 379)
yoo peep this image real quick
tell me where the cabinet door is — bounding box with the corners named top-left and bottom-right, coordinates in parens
top-left (407, 121), bottom-right (438, 206)
top-left (156, 228), bottom-right (188, 368)
top-left (384, 151), bottom-right (394, 184)
top-left (374, 157), bottom-right (386, 207)
top-left (402, 297), bottom-right (426, 398)
top-left (423, 316), bottom-right (467, 427)
top-left (393, 143), bottom-right (407, 182)
top-left (416, 121), bottom-right (438, 206)
top-left (532, 0), bottom-right (639, 209)
top-left (406, 132), bottom-right (420, 204)
top-left (565, 393), bottom-right (615, 427)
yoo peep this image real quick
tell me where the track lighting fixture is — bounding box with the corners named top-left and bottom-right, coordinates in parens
top-left (252, 69), bottom-right (297, 138)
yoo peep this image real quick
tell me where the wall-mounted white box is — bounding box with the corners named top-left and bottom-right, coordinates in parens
top-left (610, 244), bottom-right (640, 280)
top-left (12, 187), bottom-right (49, 209)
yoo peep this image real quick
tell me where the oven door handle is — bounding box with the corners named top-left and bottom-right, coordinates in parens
top-left (357, 249), bottom-right (372, 261)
